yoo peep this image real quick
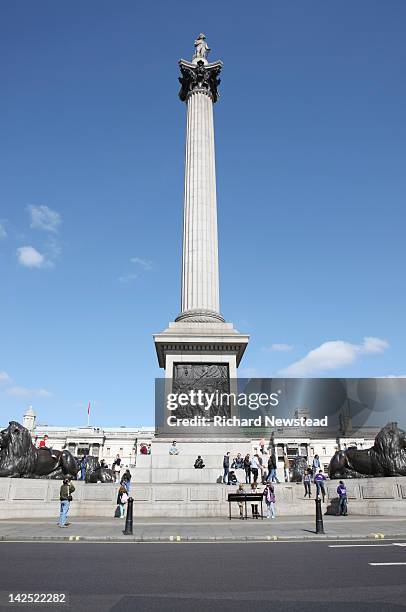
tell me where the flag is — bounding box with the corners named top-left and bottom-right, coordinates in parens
top-left (87, 402), bottom-right (91, 416)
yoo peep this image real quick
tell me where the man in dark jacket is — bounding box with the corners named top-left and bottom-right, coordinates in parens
top-left (58, 478), bottom-right (75, 528)
top-left (223, 452), bottom-right (230, 484)
top-left (244, 454), bottom-right (251, 484)
top-left (267, 452), bottom-right (280, 483)
top-left (194, 456), bottom-right (205, 469)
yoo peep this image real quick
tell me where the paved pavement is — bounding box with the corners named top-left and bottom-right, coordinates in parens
top-left (1, 540), bottom-right (406, 611)
top-left (1, 515), bottom-right (406, 541)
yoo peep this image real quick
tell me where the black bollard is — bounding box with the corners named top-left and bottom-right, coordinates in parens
top-left (315, 497), bottom-right (325, 534)
top-left (123, 497), bottom-right (134, 535)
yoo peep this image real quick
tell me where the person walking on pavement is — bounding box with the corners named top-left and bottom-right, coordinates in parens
top-left (223, 452), bottom-right (230, 484)
top-left (336, 480), bottom-right (348, 516)
top-left (58, 477), bottom-right (75, 528)
top-left (263, 482), bottom-right (276, 519)
top-left (116, 485), bottom-right (128, 518)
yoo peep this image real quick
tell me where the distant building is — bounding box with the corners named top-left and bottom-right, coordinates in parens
top-left (15, 406), bottom-right (378, 473)
top-left (21, 407), bottom-right (154, 468)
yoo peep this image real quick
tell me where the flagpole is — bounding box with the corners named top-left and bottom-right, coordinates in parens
top-left (87, 401), bottom-right (90, 427)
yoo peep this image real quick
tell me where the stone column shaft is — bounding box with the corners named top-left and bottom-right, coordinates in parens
top-left (175, 58), bottom-right (223, 323)
top-left (181, 90), bottom-right (219, 315)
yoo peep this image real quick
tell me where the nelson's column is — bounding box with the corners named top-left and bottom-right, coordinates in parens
top-left (154, 35), bottom-right (249, 427)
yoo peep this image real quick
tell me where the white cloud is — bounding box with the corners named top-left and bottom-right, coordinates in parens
top-left (279, 336), bottom-right (389, 377)
top-left (263, 343), bottom-right (294, 352)
top-left (361, 337), bottom-right (389, 354)
top-left (0, 371), bottom-right (12, 384)
top-left (118, 272), bottom-right (138, 283)
top-left (17, 246), bottom-right (46, 268)
top-left (130, 257), bottom-right (152, 270)
top-left (0, 223), bottom-right (7, 239)
top-left (28, 205), bottom-right (61, 233)
top-left (5, 386), bottom-right (52, 398)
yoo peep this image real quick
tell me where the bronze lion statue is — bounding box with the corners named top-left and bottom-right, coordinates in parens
top-left (329, 422), bottom-right (406, 479)
top-left (82, 455), bottom-right (115, 483)
top-left (290, 456), bottom-right (309, 483)
top-left (0, 421), bottom-right (78, 479)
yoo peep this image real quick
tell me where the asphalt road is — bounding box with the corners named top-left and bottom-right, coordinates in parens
top-left (1, 541), bottom-right (406, 611)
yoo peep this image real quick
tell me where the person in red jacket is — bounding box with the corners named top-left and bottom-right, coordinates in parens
top-left (37, 435), bottom-right (57, 459)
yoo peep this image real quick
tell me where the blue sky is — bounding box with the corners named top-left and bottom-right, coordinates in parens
top-left (1, 1), bottom-right (405, 427)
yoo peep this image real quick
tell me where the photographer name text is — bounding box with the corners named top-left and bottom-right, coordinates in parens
top-left (166, 415), bottom-right (328, 427)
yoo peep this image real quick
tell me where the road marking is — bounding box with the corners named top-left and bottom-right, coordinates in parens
top-left (329, 544), bottom-right (393, 548)
top-left (369, 562), bottom-right (406, 566)
top-left (394, 543), bottom-right (406, 547)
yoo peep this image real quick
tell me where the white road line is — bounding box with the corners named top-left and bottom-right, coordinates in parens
top-left (329, 544), bottom-right (393, 548)
top-left (369, 562), bottom-right (406, 566)
top-left (393, 543), bottom-right (406, 547)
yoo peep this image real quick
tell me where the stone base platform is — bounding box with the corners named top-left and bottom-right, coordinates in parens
top-left (132, 438), bottom-right (259, 484)
top-left (1, 477), bottom-right (406, 519)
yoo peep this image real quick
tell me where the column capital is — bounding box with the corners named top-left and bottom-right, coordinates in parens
top-left (178, 59), bottom-right (223, 103)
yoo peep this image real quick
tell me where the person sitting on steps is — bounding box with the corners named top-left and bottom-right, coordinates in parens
top-left (228, 470), bottom-right (238, 485)
top-left (194, 455), bottom-right (205, 469)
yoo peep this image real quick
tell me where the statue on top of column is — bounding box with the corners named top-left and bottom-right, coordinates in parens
top-left (193, 33), bottom-right (210, 60)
